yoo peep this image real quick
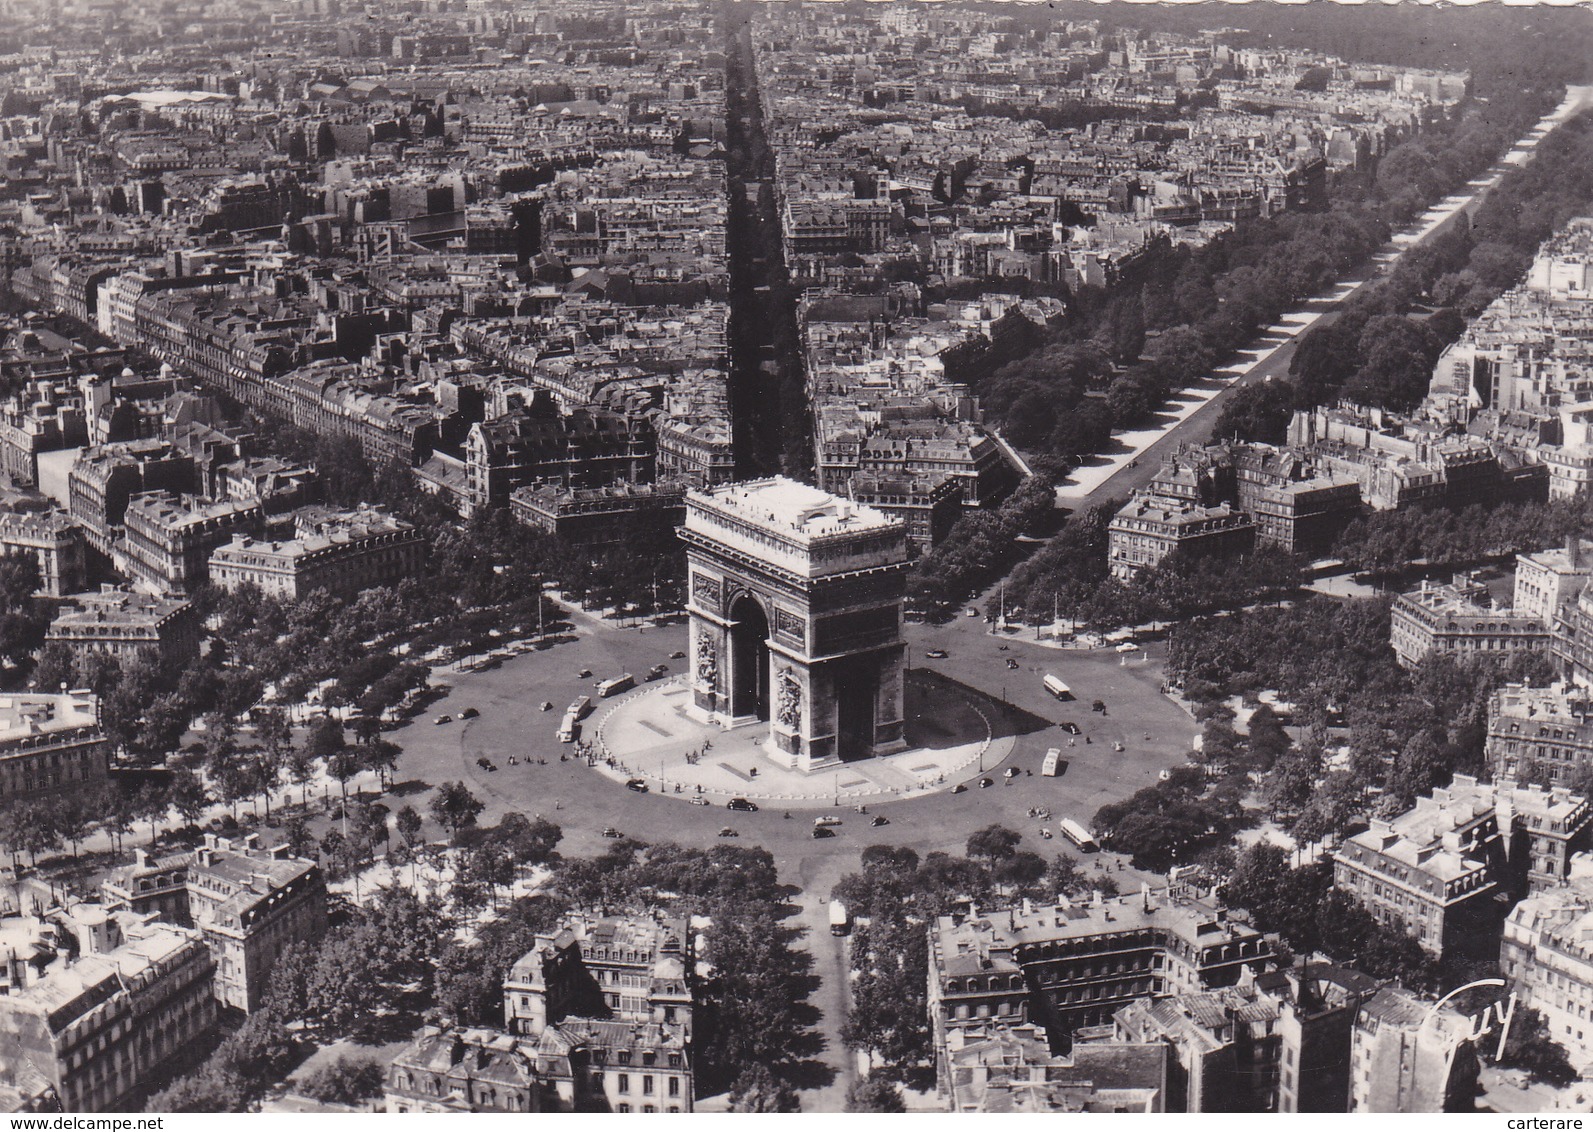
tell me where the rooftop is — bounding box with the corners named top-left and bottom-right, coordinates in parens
top-left (688, 477), bottom-right (898, 540)
top-left (0, 693), bottom-right (98, 741)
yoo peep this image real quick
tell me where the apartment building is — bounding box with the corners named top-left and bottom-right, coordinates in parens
top-left (1348, 986), bottom-right (1480, 1113)
top-left (0, 509), bottom-right (85, 597)
top-left (1388, 574), bottom-right (1551, 669)
top-left (46, 585), bottom-right (200, 668)
top-left (1331, 775), bottom-right (1506, 957)
top-left (927, 888), bottom-right (1277, 1065)
top-left (1500, 870), bottom-right (1593, 1074)
top-left (208, 505), bottom-right (423, 600)
top-left (939, 1021), bottom-right (1167, 1113)
top-left (66, 440), bottom-right (196, 557)
top-left (1107, 492), bottom-right (1257, 580)
top-left (114, 492), bottom-right (265, 596)
top-left (0, 913), bottom-right (216, 1112)
top-left (508, 482), bottom-right (685, 554)
top-left (0, 692), bottom-right (108, 805)
top-left (183, 836), bottom-right (328, 1013)
top-left (1486, 682), bottom-right (1593, 786)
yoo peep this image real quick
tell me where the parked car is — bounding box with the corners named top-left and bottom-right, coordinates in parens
top-left (433, 714), bottom-right (452, 725)
top-left (727, 798), bottom-right (758, 812)
top-left (602, 827), bottom-right (623, 838)
top-left (626, 779), bottom-right (649, 793)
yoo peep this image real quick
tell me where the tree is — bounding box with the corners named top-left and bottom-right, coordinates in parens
top-left (845, 1073), bottom-right (906, 1113)
top-left (428, 781), bottom-right (485, 842)
top-left (328, 747), bottom-right (361, 816)
top-left (466, 842), bottom-right (517, 910)
top-left (494, 812), bottom-right (562, 864)
top-left (357, 738), bottom-right (401, 791)
top-left (30, 642), bottom-right (74, 692)
top-left (728, 1065), bottom-right (800, 1113)
top-left (249, 745), bottom-right (284, 818)
top-left (169, 769), bottom-right (211, 826)
top-left (287, 745), bottom-right (317, 808)
top-left (396, 804), bottom-right (425, 850)
top-left (298, 1056), bottom-right (387, 1105)
top-left (965, 824), bottom-right (1023, 861)
top-left (1501, 1006), bottom-right (1578, 1087)
top-left (50, 787), bottom-right (101, 860)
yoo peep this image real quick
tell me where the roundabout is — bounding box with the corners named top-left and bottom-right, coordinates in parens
top-left (583, 670), bottom-right (1013, 809)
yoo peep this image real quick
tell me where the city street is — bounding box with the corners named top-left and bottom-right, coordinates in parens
top-left (391, 612), bottom-right (1194, 863)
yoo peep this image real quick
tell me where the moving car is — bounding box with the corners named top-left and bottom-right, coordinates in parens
top-left (459, 707), bottom-right (480, 719)
top-left (576, 669), bottom-right (592, 679)
top-left (718, 827), bottom-right (739, 838)
top-left (1092, 699), bottom-right (1107, 713)
top-left (978, 777), bottom-right (994, 788)
top-left (433, 714), bottom-right (452, 725)
top-left (539, 701), bottom-right (554, 712)
top-left (812, 826), bottom-right (835, 839)
top-left (476, 757), bottom-right (496, 771)
top-left (727, 797), bottom-right (758, 812)
top-left (626, 779), bottom-right (650, 793)
top-left (689, 797), bottom-right (710, 806)
top-left (669, 650), bottom-right (687, 659)
top-left (602, 827), bottom-right (623, 838)
top-left (647, 664), bottom-right (669, 680)
top-left (870, 815), bottom-right (889, 827)
top-left (949, 783), bottom-right (967, 794)
top-left (814, 815), bottom-right (842, 828)
top-left (925, 648), bottom-right (948, 659)
top-left (1061, 721), bottom-right (1082, 735)
top-left (1005, 658), bottom-right (1019, 669)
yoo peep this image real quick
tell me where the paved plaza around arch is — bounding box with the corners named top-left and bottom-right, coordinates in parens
top-left (585, 670), bottom-right (1012, 808)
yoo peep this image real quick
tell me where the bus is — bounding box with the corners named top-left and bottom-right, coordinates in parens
top-left (829, 900), bottom-right (851, 937)
top-left (567, 695), bottom-right (592, 720)
top-left (557, 711), bottom-right (580, 743)
top-left (597, 674), bottom-right (635, 698)
top-left (1041, 748), bottom-right (1063, 777)
top-left (1043, 674), bottom-right (1072, 700)
top-left (1059, 818), bottom-right (1099, 852)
